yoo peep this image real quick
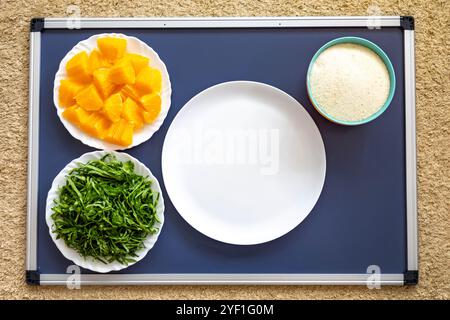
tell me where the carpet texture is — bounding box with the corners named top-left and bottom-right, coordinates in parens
top-left (0, 0), bottom-right (449, 299)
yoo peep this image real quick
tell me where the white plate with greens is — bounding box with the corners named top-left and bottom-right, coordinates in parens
top-left (46, 151), bottom-right (164, 273)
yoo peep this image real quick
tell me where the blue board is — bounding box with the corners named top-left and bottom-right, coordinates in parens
top-left (36, 27), bottom-right (406, 276)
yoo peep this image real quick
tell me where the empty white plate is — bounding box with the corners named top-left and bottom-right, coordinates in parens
top-left (162, 81), bottom-right (326, 245)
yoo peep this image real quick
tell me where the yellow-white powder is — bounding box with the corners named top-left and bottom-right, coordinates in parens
top-left (309, 43), bottom-right (390, 122)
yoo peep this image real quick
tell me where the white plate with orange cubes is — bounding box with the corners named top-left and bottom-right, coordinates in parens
top-left (53, 33), bottom-right (172, 150)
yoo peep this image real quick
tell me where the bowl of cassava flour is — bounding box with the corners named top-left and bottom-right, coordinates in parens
top-left (307, 37), bottom-right (396, 125)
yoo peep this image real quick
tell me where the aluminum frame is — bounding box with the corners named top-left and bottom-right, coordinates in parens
top-left (42, 16), bottom-right (401, 29)
top-left (27, 16), bottom-right (417, 285)
top-left (40, 273), bottom-right (404, 285)
top-left (404, 30), bottom-right (418, 272)
top-left (26, 31), bottom-right (40, 271)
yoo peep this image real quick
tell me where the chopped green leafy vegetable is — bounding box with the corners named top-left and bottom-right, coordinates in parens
top-left (51, 153), bottom-right (160, 265)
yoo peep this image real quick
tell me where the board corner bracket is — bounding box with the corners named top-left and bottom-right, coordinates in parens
top-left (26, 270), bottom-right (40, 285)
top-left (30, 18), bottom-right (45, 32)
top-left (401, 16), bottom-right (415, 30)
top-left (404, 270), bottom-right (418, 285)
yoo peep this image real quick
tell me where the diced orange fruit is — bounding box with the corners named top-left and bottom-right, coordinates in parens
top-left (75, 85), bottom-right (103, 111)
top-left (62, 105), bottom-right (91, 126)
top-left (120, 84), bottom-right (141, 102)
top-left (134, 66), bottom-right (162, 94)
top-left (66, 51), bottom-right (91, 83)
top-left (104, 121), bottom-right (119, 144)
top-left (140, 93), bottom-right (161, 123)
top-left (115, 120), bottom-right (133, 146)
top-left (112, 120), bottom-right (125, 142)
top-left (62, 105), bottom-right (79, 123)
top-left (120, 121), bottom-right (133, 146)
top-left (109, 58), bottom-right (135, 85)
top-left (123, 98), bottom-right (143, 130)
top-left (103, 93), bottom-right (123, 122)
top-left (97, 37), bottom-right (127, 63)
top-left (59, 80), bottom-right (85, 108)
top-left (77, 108), bottom-right (93, 127)
top-left (104, 119), bottom-right (133, 146)
top-left (77, 112), bottom-right (110, 139)
top-left (59, 36), bottom-right (160, 146)
top-left (93, 68), bottom-right (116, 98)
top-left (80, 112), bottom-right (103, 137)
top-left (125, 53), bottom-right (149, 74)
top-left (87, 50), bottom-right (110, 74)
top-left (142, 110), bottom-right (157, 124)
top-left (93, 116), bottom-right (112, 139)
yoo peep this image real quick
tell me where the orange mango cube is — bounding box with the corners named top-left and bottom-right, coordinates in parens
top-left (125, 53), bottom-right (149, 74)
top-left (58, 80), bottom-right (85, 108)
top-left (75, 85), bottom-right (103, 111)
top-left (93, 116), bottom-right (112, 139)
top-left (103, 93), bottom-right (123, 122)
top-left (109, 59), bottom-right (135, 85)
top-left (140, 93), bottom-right (161, 123)
top-left (66, 51), bottom-right (91, 83)
top-left (142, 110), bottom-right (158, 124)
top-left (120, 84), bottom-right (141, 102)
top-left (120, 121), bottom-right (133, 146)
top-left (80, 112), bottom-right (103, 137)
top-left (123, 98), bottom-right (144, 130)
top-left (97, 37), bottom-right (127, 63)
top-left (104, 121), bottom-right (119, 144)
top-left (61, 105), bottom-right (79, 124)
top-left (87, 50), bottom-right (110, 74)
top-left (93, 68), bottom-right (116, 98)
top-left (134, 66), bottom-right (162, 94)
top-left (62, 105), bottom-right (91, 126)
top-left (112, 120), bottom-right (125, 142)
top-left (79, 113), bottom-right (110, 138)
top-left (104, 119), bottom-right (132, 146)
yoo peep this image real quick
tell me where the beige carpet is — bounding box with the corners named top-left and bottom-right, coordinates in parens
top-left (0, 0), bottom-right (449, 299)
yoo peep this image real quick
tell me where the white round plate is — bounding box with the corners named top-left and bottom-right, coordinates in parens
top-left (162, 81), bottom-right (326, 245)
top-left (46, 151), bottom-right (165, 273)
top-left (53, 33), bottom-right (172, 150)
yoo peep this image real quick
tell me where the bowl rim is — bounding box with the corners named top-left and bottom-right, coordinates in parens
top-left (306, 36), bottom-right (396, 126)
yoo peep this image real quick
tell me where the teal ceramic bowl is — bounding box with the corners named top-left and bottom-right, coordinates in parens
top-left (306, 36), bottom-right (396, 126)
